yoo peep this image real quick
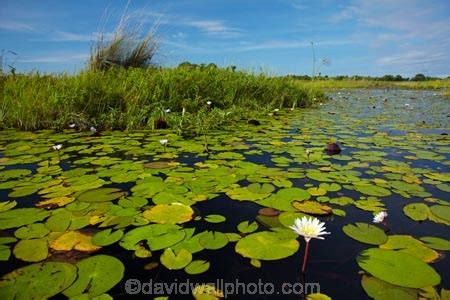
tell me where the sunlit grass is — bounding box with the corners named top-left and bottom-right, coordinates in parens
top-left (0, 66), bottom-right (324, 131)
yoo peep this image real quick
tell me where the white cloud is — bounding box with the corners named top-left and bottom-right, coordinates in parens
top-left (0, 20), bottom-right (35, 32)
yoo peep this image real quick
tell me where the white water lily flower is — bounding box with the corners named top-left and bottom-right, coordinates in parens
top-left (373, 211), bottom-right (388, 223)
top-left (290, 216), bottom-right (330, 242)
top-left (159, 139), bottom-right (168, 145)
top-left (52, 144), bottom-right (62, 151)
top-left (68, 123), bottom-right (76, 128)
top-left (207, 101), bottom-right (212, 105)
top-left (165, 108), bottom-right (171, 113)
top-left (90, 126), bottom-right (97, 134)
top-left (273, 108), bottom-right (280, 112)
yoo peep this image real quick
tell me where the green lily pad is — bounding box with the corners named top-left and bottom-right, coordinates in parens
top-left (343, 223), bottom-right (388, 245)
top-left (13, 238), bottom-right (48, 262)
top-left (0, 208), bottom-right (50, 230)
top-left (77, 188), bottom-right (125, 203)
top-left (379, 235), bottom-right (439, 262)
top-left (419, 237), bottom-right (450, 251)
top-left (307, 293), bottom-right (332, 300)
top-left (143, 203), bottom-right (194, 224)
top-left (355, 184), bottom-right (392, 197)
top-left (160, 248), bottom-right (192, 270)
top-left (237, 221), bottom-right (259, 234)
top-left (184, 260), bottom-right (210, 275)
top-left (403, 203), bottom-right (430, 221)
top-left (430, 205), bottom-right (450, 222)
top-left (199, 231), bottom-right (228, 250)
top-left (235, 231), bottom-right (299, 261)
top-left (361, 275), bottom-right (419, 300)
top-left (357, 248), bottom-right (441, 288)
top-left (0, 262), bottom-right (77, 299)
top-left (0, 201), bottom-right (17, 213)
top-left (292, 201), bottom-right (332, 215)
top-left (204, 214), bottom-right (226, 223)
top-left (14, 223), bottom-right (50, 239)
top-left (63, 255), bottom-right (124, 297)
top-left (92, 229), bottom-right (124, 246)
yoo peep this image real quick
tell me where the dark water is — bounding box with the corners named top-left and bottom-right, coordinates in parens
top-left (0, 89), bottom-right (449, 299)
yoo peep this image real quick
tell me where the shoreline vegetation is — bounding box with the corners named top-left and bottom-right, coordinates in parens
top-left (0, 66), bottom-right (325, 132)
top-left (1, 17), bottom-right (448, 133)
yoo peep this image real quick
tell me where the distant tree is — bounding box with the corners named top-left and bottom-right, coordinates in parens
top-left (411, 73), bottom-right (426, 81)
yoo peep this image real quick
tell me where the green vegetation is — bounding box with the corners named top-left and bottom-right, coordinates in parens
top-left (0, 65), bottom-right (324, 131)
top-left (295, 77), bottom-right (450, 90)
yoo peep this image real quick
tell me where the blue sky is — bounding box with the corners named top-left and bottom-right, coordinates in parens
top-left (1, 0), bottom-right (449, 77)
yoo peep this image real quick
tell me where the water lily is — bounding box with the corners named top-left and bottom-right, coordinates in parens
top-left (273, 108), bottom-right (280, 112)
top-left (52, 144), bottom-right (62, 151)
top-left (68, 123), bottom-right (76, 128)
top-left (207, 101), bottom-right (212, 106)
top-left (165, 108), bottom-right (171, 113)
top-left (373, 211), bottom-right (388, 224)
top-left (290, 216), bottom-right (330, 273)
top-left (90, 126), bottom-right (97, 134)
top-left (159, 139), bottom-right (168, 152)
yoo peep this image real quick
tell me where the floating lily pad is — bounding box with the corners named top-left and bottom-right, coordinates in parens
top-left (430, 205), bottom-right (450, 222)
top-left (0, 201), bottom-right (17, 213)
top-left (292, 201), bottom-right (332, 215)
top-left (237, 221), bottom-right (259, 234)
top-left (0, 208), bottom-right (50, 230)
top-left (160, 248), bottom-right (192, 270)
top-left (199, 231), bottom-right (228, 250)
top-left (403, 203), bottom-right (429, 221)
top-left (13, 238), bottom-right (48, 262)
top-left (379, 235), bottom-right (439, 262)
top-left (343, 223), bottom-right (388, 245)
top-left (419, 237), bottom-right (450, 251)
top-left (357, 248), bottom-right (441, 288)
top-left (14, 223), bottom-right (50, 239)
top-left (50, 231), bottom-right (101, 252)
top-left (204, 215), bottom-right (226, 223)
top-left (235, 231), bottom-right (299, 260)
top-left (92, 229), bottom-right (124, 246)
top-left (355, 184), bottom-right (392, 197)
top-left (143, 203), bottom-right (194, 224)
top-left (185, 260), bottom-right (210, 275)
top-left (77, 188), bottom-right (125, 203)
top-left (63, 255), bottom-right (124, 297)
top-left (0, 262), bottom-right (77, 299)
top-left (361, 275), bottom-right (419, 300)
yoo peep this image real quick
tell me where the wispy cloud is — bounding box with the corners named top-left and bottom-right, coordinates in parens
top-left (235, 39), bottom-right (356, 52)
top-left (137, 9), bottom-right (242, 38)
top-left (0, 20), bottom-right (35, 32)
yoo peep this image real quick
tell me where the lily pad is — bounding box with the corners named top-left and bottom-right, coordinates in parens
top-left (237, 221), bottom-right (259, 234)
top-left (50, 231), bottom-right (101, 252)
top-left (379, 235), bottom-right (439, 262)
top-left (13, 238), bottom-right (48, 262)
top-left (292, 201), bottom-right (332, 215)
top-left (160, 248), bottom-right (192, 270)
top-left (77, 188), bottom-right (125, 203)
top-left (0, 262), bottom-right (77, 299)
top-left (430, 205), bottom-right (450, 222)
top-left (199, 231), bottom-right (228, 250)
top-left (361, 275), bottom-right (419, 300)
top-left (143, 203), bottom-right (194, 224)
top-left (343, 223), bottom-right (388, 245)
top-left (419, 236), bottom-right (450, 251)
top-left (92, 229), bottom-right (124, 246)
top-left (204, 215), bottom-right (226, 223)
top-left (0, 208), bottom-right (50, 230)
top-left (235, 231), bottom-right (299, 260)
top-left (63, 255), bottom-right (125, 297)
top-left (403, 203), bottom-right (430, 221)
top-left (185, 260), bottom-right (210, 275)
top-left (357, 248), bottom-right (441, 288)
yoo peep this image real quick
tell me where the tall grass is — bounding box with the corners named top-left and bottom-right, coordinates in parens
top-left (297, 78), bottom-right (450, 90)
top-left (0, 67), bottom-right (324, 131)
